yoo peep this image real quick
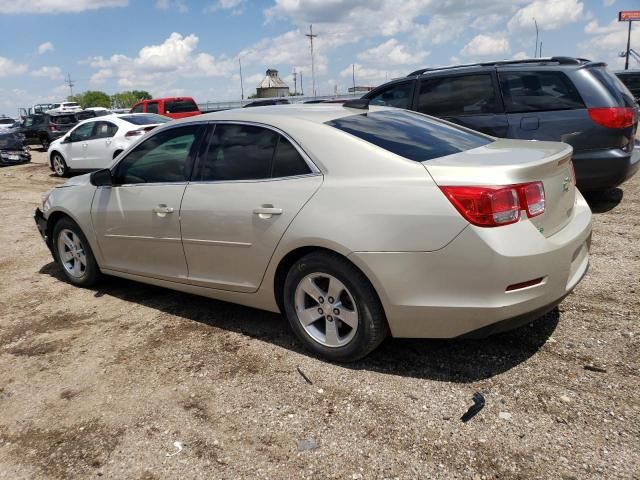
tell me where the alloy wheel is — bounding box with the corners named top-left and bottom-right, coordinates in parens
top-left (53, 155), bottom-right (65, 176)
top-left (57, 229), bottom-right (87, 278)
top-left (294, 273), bottom-right (359, 348)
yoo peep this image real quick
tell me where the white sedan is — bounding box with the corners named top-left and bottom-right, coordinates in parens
top-left (47, 113), bottom-right (170, 176)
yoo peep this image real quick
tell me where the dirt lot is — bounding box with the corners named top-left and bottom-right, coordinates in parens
top-left (0, 149), bottom-right (638, 480)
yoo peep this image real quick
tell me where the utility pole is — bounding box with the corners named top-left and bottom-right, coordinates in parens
top-left (533, 18), bottom-right (539, 57)
top-left (293, 69), bottom-right (297, 95)
top-left (239, 57), bottom-right (244, 100)
top-left (625, 20), bottom-right (632, 70)
top-left (352, 63), bottom-right (356, 94)
top-left (66, 73), bottom-right (75, 98)
top-left (305, 24), bottom-right (318, 96)
top-left (300, 71), bottom-right (304, 95)
top-left (539, 42), bottom-right (543, 58)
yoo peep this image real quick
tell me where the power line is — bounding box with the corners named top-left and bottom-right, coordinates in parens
top-left (305, 24), bottom-right (318, 96)
top-left (66, 73), bottom-right (75, 98)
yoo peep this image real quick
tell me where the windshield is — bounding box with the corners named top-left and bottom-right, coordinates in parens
top-left (120, 114), bottom-right (171, 125)
top-left (325, 109), bottom-right (492, 162)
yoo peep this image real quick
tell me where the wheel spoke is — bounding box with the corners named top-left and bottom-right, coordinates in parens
top-left (77, 252), bottom-right (87, 269)
top-left (63, 233), bottom-right (74, 249)
top-left (71, 259), bottom-right (81, 276)
top-left (325, 319), bottom-right (339, 346)
top-left (301, 277), bottom-right (325, 302)
top-left (60, 250), bottom-right (73, 262)
top-left (326, 277), bottom-right (345, 303)
top-left (337, 307), bottom-right (358, 329)
top-left (298, 306), bottom-right (322, 326)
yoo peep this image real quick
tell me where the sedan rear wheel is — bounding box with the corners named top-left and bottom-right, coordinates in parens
top-left (284, 252), bottom-right (388, 362)
top-left (52, 153), bottom-right (68, 177)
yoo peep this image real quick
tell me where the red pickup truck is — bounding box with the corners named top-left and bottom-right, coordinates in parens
top-left (130, 97), bottom-right (201, 119)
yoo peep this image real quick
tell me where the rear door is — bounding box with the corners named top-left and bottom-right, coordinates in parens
top-left (145, 101), bottom-right (160, 115)
top-left (65, 121), bottom-right (96, 169)
top-left (415, 72), bottom-right (509, 136)
top-left (498, 70), bottom-right (588, 145)
top-left (179, 123), bottom-right (322, 292)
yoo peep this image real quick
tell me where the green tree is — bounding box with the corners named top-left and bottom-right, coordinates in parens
top-left (81, 90), bottom-right (112, 108)
top-left (110, 90), bottom-right (152, 109)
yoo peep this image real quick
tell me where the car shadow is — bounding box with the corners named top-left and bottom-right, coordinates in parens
top-left (38, 262), bottom-right (558, 383)
top-left (583, 188), bottom-right (623, 214)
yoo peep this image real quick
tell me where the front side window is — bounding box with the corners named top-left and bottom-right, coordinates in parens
top-left (93, 121), bottom-right (118, 139)
top-left (326, 110), bottom-right (491, 162)
top-left (197, 124), bottom-right (278, 181)
top-left (368, 82), bottom-right (414, 109)
top-left (146, 102), bottom-right (159, 114)
top-left (418, 74), bottom-right (497, 116)
top-left (113, 125), bottom-right (202, 184)
top-left (70, 122), bottom-right (95, 142)
top-left (499, 71), bottom-right (585, 113)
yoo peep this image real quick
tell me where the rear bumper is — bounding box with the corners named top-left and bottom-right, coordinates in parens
top-left (349, 192), bottom-right (592, 338)
top-left (573, 141), bottom-right (640, 191)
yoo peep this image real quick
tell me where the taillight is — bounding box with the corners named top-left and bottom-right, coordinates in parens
top-left (48, 124), bottom-right (59, 132)
top-left (439, 182), bottom-right (546, 228)
top-left (125, 129), bottom-right (145, 138)
top-left (588, 107), bottom-right (634, 129)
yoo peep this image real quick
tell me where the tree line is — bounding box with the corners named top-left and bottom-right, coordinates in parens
top-left (67, 90), bottom-right (153, 109)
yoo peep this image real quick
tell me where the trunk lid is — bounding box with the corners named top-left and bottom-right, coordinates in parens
top-left (423, 139), bottom-right (576, 237)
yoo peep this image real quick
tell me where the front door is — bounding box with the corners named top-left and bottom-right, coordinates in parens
top-left (91, 124), bottom-right (204, 280)
top-left (66, 121), bottom-right (96, 169)
top-left (180, 123), bottom-right (322, 292)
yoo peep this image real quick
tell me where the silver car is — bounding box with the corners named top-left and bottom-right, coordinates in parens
top-left (35, 105), bottom-right (592, 361)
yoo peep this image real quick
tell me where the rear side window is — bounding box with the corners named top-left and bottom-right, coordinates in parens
top-left (589, 67), bottom-right (636, 107)
top-left (272, 136), bottom-right (311, 178)
top-left (93, 121), bottom-right (118, 138)
top-left (499, 71), bottom-right (584, 113)
top-left (198, 124), bottom-right (278, 181)
top-left (146, 102), bottom-right (159, 114)
top-left (418, 74), bottom-right (497, 116)
top-left (326, 110), bottom-right (491, 162)
top-left (165, 99), bottom-right (199, 113)
top-left (131, 104), bottom-right (144, 113)
top-left (368, 82), bottom-right (414, 109)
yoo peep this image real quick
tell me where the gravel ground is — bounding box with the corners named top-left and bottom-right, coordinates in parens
top-left (0, 150), bottom-right (638, 480)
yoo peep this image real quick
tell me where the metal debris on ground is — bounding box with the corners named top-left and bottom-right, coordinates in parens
top-left (584, 365), bottom-right (607, 373)
top-left (296, 438), bottom-right (320, 451)
top-left (165, 441), bottom-right (185, 457)
top-left (461, 392), bottom-right (485, 422)
top-left (296, 366), bottom-right (313, 384)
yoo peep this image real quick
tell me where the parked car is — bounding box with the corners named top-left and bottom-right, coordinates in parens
top-left (0, 131), bottom-right (30, 166)
top-left (615, 70), bottom-right (640, 102)
top-left (0, 116), bottom-right (16, 130)
top-left (363, 57), bottom-right (639, 191)
top-left (34, 104), bottom-right (592, 361)
top-left (130, 97), bottom-right (200, 119)
top-left (46, 102), bottom-right (82, 114)
top-left (20, 113), bottom-right (78, 149)
top-left (244, 98), bottom-right (290, 107)
top-left (47, 113), bottom-right (170, 176)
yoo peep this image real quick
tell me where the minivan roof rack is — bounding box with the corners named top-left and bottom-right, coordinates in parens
top-left (407, 57), bottom-right (591, 77)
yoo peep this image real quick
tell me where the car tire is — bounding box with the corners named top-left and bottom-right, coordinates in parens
top-left (40, 136), bottom-right (50, 150)
top-left (52, 217), bottom-right (101, 287)
top-left (51, 152), bottom-right (69, 177)
top-left (283, 251), bottom-right (389, 362)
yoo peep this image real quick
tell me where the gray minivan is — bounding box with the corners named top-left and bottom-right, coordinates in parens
top-left (363, 57), bottom-right (639, 191)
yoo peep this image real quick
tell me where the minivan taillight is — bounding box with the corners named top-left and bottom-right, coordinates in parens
top-left (439, 182), bottom-right (545, 227)
top-left (588, 107), bottom-right (634, 129)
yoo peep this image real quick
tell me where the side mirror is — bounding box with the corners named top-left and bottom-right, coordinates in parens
top-left (90, 168), bottom-right (113, 187)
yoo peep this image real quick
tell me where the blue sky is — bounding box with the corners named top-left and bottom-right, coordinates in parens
top-left (0, 0), bottom-right (639, 116)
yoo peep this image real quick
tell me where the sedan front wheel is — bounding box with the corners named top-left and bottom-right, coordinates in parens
top-left (283, 252), bottom-right (388, 362)
top-left (52, 218), bottom-right (101, 287)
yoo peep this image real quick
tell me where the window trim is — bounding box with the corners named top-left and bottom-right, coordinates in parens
top-left (108, 121), bottom-right (206, 187)
top-left (189, 120), bottom-right (321, 185)
top-left (416, 71), bottom-right (505, 117)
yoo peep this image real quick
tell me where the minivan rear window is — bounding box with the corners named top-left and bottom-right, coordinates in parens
top-left (165, 99), bottom-right (198, 113)
top-left (589, 67), bottom-right (636, 107)
top-left (325, 110), bottom-right (491, 162)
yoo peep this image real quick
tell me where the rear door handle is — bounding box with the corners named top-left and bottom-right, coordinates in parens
top-left (153, 205), bottom-right (174, 215)
top-left (253, 205), bottom-right (283, 218)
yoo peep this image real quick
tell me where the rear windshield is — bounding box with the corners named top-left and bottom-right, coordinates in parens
top-left (589, 67), bottom-right (636, 107)
top-left (325, 110), bottom-right (491, 162)
top-left (119, 114), bottom-right (170, 125)
top-left (0, 118), bottom-right (14, 125)
top-left (75, 111), bottom-right (96, 121)
top-left (64, 102), bottom-right (80, 107)
top-left (165, 99), bottom-right (198, 113)
top-left (50, 115), bottom-right (77, 125)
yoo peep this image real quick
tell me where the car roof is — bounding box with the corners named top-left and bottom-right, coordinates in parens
top-left (170, 104), bottom-right (395, 129)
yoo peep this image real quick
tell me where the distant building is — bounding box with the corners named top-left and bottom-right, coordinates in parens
top-left (348, 86), bottom-right (375, 93)
top-left (256, 69), bottom-right (290, 98)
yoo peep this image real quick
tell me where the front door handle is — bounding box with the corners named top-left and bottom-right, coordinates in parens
top-left (153, 204), bottom-right (174, 216)
top-left (82, 143), bottom-right (88, 149)
top-left (253, 205), bottom-right (283, 219)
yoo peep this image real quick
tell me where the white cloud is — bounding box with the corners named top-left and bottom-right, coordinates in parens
top-left (155, 0), bottom-right (187, 12)
top-left (508, 0), bottom-right (584, 31)
top-left (31, 66), bottom-right (64, 80)
top-left (0, 0), bottom-right (128, 14)
top-left (579, 17), bottom-right (640, 67)
top-left (0, 57), bottom-right (28, 77)
top-left (357, 39), bottom-right (427, 65)
top-left (207, 0), bottom-right (245, 15)
top-left (339, 63), bottom-right (404, 86)
top-left (603, 0), bottom-right (615, 5)
top-left (87, 32), bottom-right (235, 89)
top-left (38, 42), bottom-right (54, 55)
top-left (461, 34), bottom-right (510, 57)
top-left (512, 51), bottom-right (529, 60)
